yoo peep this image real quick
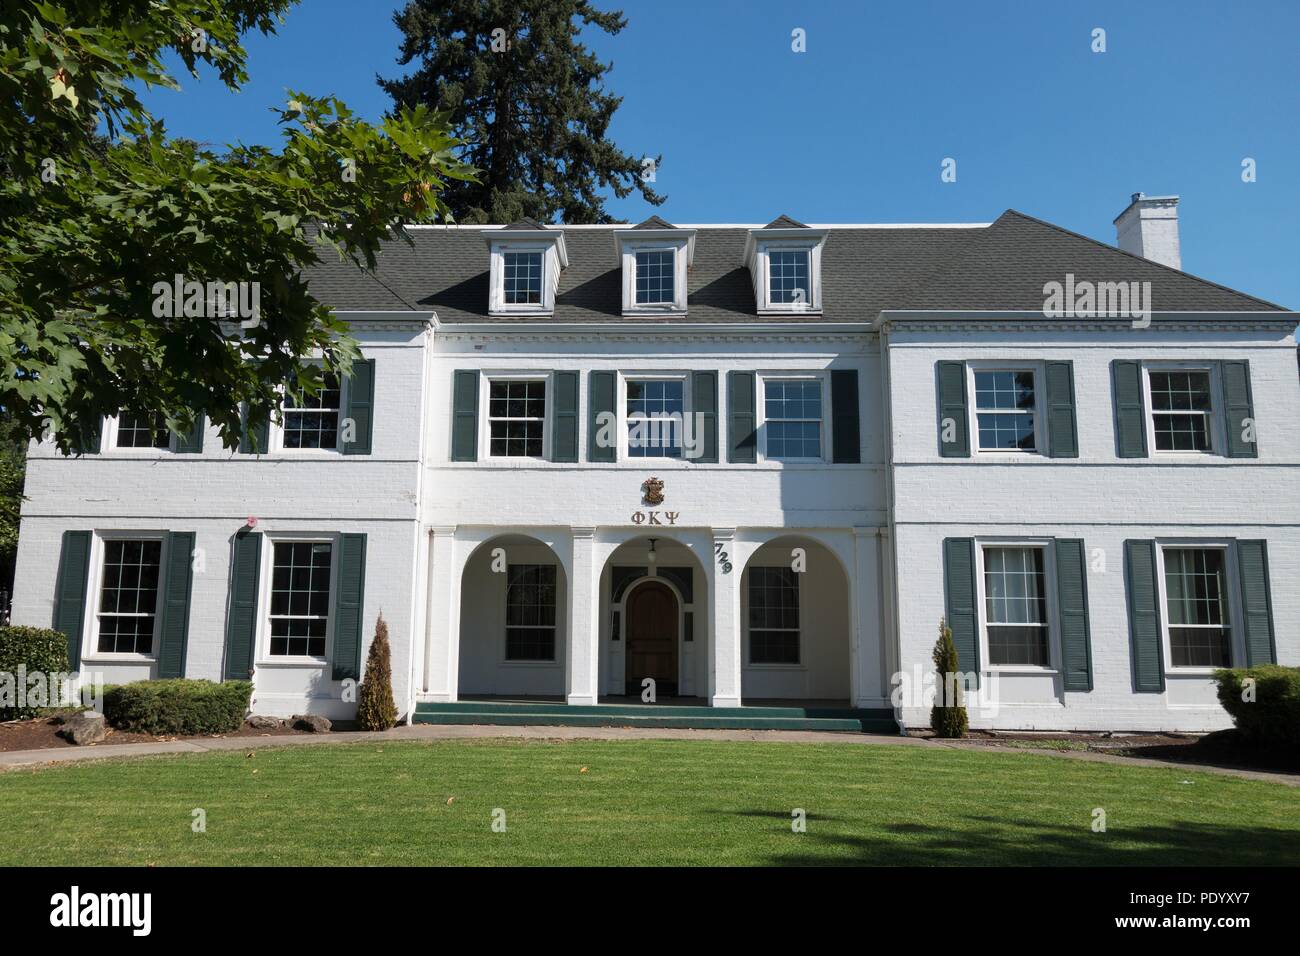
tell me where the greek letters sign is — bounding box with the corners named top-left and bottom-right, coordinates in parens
top-left (630, 510), bottom-right (679, 526)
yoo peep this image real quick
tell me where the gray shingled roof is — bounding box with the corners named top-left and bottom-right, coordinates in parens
top-left (303, 209), bottom-right (1285, 322)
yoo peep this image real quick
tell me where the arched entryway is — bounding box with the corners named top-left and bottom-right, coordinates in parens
top-left (600, 535), bottom-right (707, 699)
top-left (739, 535), bottom-right (851, 704)
top-left (458, 534), bottom-right (568, 699)
top-left (623, 580), bottom-right (680, 696)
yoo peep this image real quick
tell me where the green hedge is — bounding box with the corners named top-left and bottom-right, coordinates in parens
top-left (104, 680), bottom-right (252, 736)
top-left (1213, 666), bottom-right (1300, 749)
top-left (0, 626), bottom-right (72, 720)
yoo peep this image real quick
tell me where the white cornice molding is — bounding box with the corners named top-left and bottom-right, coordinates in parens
top-left (875, 310), bottom-right (1299, 333)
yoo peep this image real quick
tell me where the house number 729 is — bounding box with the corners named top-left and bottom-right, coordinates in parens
top-left (714, 543), bottom-right (733, 574)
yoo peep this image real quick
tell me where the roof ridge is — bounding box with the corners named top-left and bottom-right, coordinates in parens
top-left (998, 209), bottom-right (1288, 311)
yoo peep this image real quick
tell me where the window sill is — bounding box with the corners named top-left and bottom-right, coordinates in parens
top-left (256, 658), bottom-right (329, 669)
top-left (744, 663), bottom-right (806, 671)
top-left (81, 654), bottom-right (156, 665)
top-left (986, 666), bottom-right (1058, 676)
top-left (1165, 667), bottom-right (1221, 677)
top-left (499, 659), bottom-right (561, 668)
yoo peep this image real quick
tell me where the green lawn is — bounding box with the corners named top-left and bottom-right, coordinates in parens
top-left (2, 739), bottom-right (1296, 865)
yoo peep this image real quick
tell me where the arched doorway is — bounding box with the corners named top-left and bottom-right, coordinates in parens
top-left (624, 580), bottom-right (680, 696)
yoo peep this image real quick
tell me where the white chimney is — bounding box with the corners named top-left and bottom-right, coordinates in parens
top-left (1114, 192), bottom-right (1181, 271)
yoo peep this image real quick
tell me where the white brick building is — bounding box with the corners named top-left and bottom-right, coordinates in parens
top-left (13, 199), bottom-right (1298, 731)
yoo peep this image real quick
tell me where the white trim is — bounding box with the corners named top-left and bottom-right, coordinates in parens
top-left (755, 371), bottom-right (829, 464)
top-left (486, 239), bottom-right (563, 316)
top-left (616, 237), bottom-right (692, 316)
top-left (104, 413), bottom-right (176, 455)
top-left (255, 534), bottom-right (339, 668)
top-left (80, 531), bottom-right (168, 664)
top-left (501, 561), bottom-right (561, 665)
top-left (1153, 539), bottom-right (1243, 675)
top-left (271, 365), bottom-right (348, 456)
top-left (619, 371), bottom-right (692, 461)
top-left (973, 539), bottom-right (1061, 675)
top-left (965, 361), bottom-right (1045, 456)
top-left (480, 371), bottom-right (553, 461)
top-left (402, 222), bottom-right (992, 230)
top-left (1141, 361), bottom-right (1224, 458)
top-left (742, 563), bottom-right (803, 667)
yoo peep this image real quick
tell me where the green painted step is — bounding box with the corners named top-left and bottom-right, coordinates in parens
top-left (415, 700), bottom-right (894, 721)
top-left (411, 710), bottom-right (897, 733)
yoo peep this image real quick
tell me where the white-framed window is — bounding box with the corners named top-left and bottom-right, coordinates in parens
top-left (747, 566), bottom-right (800, 664)
top-left (761, 377), bottom-right (824, 461)
top-left (280, 371), bottom-right (343, 451)
top-left (502, 250), bottom-right (543, 305)
top-left (108, 412), bottom-right (173, 451)
top-left (747, 232), bottom-right (826, 314)
top-left (972, 367), bottom-right (1039, 452)
top-left (767, 249), bottom-right (811, 306)
top-left (1145, 366), bottom-right (1216, 454)
top-left (1157, 544), bottom-right (1235, 670)
top-left (485, 233), bottom-right (565, 315)
top-left (505, 563), bottom-right (557, 661)
top-left (85, 533), bottom-right (166, 659)
top-left (634, 249), bottom-right (676, 305)
top-left (980, 544), bottom-right (1053, 668)
top-left (263, 539), bottom-right (335, 660)
top-left (487, 376), bottom-right (547, 458)
top-left (624, 375), bottom-right (687, 459)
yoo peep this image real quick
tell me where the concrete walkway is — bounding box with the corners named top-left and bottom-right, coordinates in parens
top-left (2, 723), bottom-right (1295, 787)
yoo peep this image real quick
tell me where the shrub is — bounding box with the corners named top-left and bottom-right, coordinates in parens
top-left (1213, 666), bottom-right (1300, 749)
top-left (104, 679), bottom-right (252, 736)
top-left (0, 626), bottom-right (72, 720)
top-left (930, 618), bottom-right (969, 738)
top-left (357, 614), bottom-right (398, 731)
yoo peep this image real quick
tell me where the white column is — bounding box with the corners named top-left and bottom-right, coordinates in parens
top-left (709, 528), bottom-right (742, 708)
top-left (853, 527), bottom-right (885, 707)
top-left (424, 526), bottom-right (460, 703)
top-left (566, 527), bottom-right (599, 706)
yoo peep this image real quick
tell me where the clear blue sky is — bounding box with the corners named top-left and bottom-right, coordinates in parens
top-left (138, 0), bottom-right (1300, 307)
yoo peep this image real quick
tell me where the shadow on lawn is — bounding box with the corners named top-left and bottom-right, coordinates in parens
top-left (746, 814), bottom-right (1300, 867)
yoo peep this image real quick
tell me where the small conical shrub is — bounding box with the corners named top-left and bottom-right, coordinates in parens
top-left (357, 613), bottom-right (398, 731)
top-left (930, 618), bottom-right (969, 738)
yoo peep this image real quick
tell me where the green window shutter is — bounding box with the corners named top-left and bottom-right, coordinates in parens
top-left (174, 410), bottom-right (205, 453)
top-left (53, 531), bottom-right (93, 670)
top-left (1219, 360), bottom-right (1257, 458)
top-left (239, 403), bottom-right (270, 455)
top-left (1124, 540), bottom-right (1164, 692)
top-left (936, 361), bottom-right (969, 457)
top-left (157, 531), bottom-right (196, 679)
top-left (451, 370), bottom-right (479, 462)
top-left (1111, 360), bottom-right (1148, 458)
top-left (332, 533), bottom-right (368, 682)
top-left (552, 371), bottom-right (579, 462)
top-left (830, 369), bottom-right (861, 464)
top-left (727, 371), bottom-right (756, 463)
top-left (343, 358), bottom-right (376, 455)
top-left (1044, 361), bottom-right (1079, 458)
top-left (223, 531), bottom-right (262, 680)
top-left (1235, 540), bottom-right (1276, 666)
top-left (588, 370), bottom-right (616, 463)
top-left (691, 371), bottom-right (718, 463)
top-left (942, 537), bottom-right (979, 686)
top-left (1054, 539), bottom-right (1093, 691)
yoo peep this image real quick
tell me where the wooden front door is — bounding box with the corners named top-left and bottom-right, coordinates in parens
top-left (625, 581), bottom-right (679, 696)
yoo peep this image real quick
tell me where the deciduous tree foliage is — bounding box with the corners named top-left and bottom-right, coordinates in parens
top-left (379, 0), bottom-right (664, 224)
top-left (0, 1), bottom-right (474, 453)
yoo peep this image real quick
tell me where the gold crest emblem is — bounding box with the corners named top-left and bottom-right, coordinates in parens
top-left (642, 476), bottom-right (665, 506)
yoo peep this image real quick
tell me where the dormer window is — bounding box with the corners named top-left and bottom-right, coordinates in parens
top-left (744, 215), bottom-right (828, 314)
top-left (484, 220), bottom-right (567, 315)
top-left (615, 217), bottom-right (695, 315)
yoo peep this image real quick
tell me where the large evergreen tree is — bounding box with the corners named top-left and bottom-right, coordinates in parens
top-left (379, 0), bottom-right (664, 223)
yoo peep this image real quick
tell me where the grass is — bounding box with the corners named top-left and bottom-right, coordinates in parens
top-left (1, 738), bottom-right (1297, 866)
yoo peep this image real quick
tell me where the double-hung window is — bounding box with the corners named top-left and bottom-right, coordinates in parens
top-left (95, 538), bottom-right (163, 655)
top-left (488, 379), bottom-right (546, 457)
top-left (982, 545), bottom-right (1050, 666)
top-left (282, 372), bottom-right (342, 450)
top-left (626, 379), bottom-right (684, 458)
top-left (1148, 369), bottom-right (1213, 452)
top-left (1162, 547), bottom-right (1231, 667)
top-left (115, 412), bottom-right (170, 450)
top-left (505, 564), bottom-right (557, 661)
top-left (768, 250), bottom-right (811, 307)
top-left (268, 541), bottom-right (333, 658)
top-left (748, 567), bottom-right (800, 664)
top-left (974, 370), bottom-right (1037, 452)
top-left (763, 379), bottom-right (822, 460)
top-left (634, 250), bottom-right (675, 305)
top-left (503, 251), bottom-right (543, 306)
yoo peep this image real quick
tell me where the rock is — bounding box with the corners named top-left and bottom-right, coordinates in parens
top-left (246, 715), bottom-right (283, 730)
top-left (61, 710), bottom-right (107, 745)
top-left (291, 714), bottom-right (331, 733)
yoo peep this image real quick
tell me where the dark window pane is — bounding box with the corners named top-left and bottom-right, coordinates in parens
top-left (506, 564), bottom-right (557, 660)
